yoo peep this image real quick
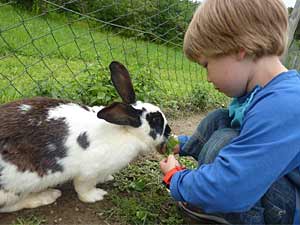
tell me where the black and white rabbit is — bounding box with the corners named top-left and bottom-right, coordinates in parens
top-left (0, 61), bottom-right (171, 212)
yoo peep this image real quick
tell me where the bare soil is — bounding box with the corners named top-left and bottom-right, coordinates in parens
top-left (0, 113), bottom-right (205, 225)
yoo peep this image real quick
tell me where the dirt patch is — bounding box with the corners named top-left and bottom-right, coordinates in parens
top-left (168, 113), bottom-right (205, 135)
top-left (0, 113), bottom-right (205, 225)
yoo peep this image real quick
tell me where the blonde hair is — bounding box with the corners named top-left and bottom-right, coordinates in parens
top-left (183, 0), bottom-right (288, 61)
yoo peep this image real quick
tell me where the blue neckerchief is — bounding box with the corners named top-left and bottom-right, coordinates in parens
top-left (228, 86), bottom-right (261, 128)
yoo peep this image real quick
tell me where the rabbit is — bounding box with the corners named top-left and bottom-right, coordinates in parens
top-left (0, 61), bottom-right (171, 212)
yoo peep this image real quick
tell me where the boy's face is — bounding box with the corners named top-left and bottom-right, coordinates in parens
top-left (197, 53), bottom-right (253, 97)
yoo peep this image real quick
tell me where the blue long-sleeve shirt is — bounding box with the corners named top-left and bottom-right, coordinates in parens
top-left (170, 70), bottom-right (300, 224)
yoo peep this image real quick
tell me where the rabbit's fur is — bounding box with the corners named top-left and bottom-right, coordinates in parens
top-left (0, 61), bottom-right (171, 212)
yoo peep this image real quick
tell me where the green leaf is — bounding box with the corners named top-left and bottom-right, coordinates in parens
top-left (165, 135), bottom-right (179, 156)
top-left (129, 179), bottom-right (146, 192)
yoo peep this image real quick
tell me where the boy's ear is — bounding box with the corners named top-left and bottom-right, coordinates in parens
top-left (97, 102), bottom-right (142, 127)
top-left (237, 48), bottom-right (247, 61)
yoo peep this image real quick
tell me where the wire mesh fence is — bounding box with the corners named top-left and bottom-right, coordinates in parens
top-left (0, 0), bottom-right (228, 116)
top-left (286, 40), bottom-right (300, 71)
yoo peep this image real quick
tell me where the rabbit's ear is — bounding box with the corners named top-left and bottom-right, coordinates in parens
top-left (97, 102), bottom-right (142, 127)
top-left (109, 61), bottom-right (136, 104)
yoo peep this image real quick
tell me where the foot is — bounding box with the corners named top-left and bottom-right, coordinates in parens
top-left (78, 188), bottom-right (107, 203)
top-left (177, 202), bottom-right (230, 224)
top-left (0, 189), bottom-right (61, 212)
top-left (97, 175), bottom-right (114, 183)
top-left (24, 189), bottom-right (62, 209)
top-left (104, 175), bottom-right (114, 182)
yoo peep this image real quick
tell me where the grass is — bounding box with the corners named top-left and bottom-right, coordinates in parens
top-left (103, 156), bottom-right (197, 225)
top-left (12, 216), bottom-right (46, 225)
top-left (0, 3), bottom-right (228, 108)
top-left (107, 159), bottom-right (183, 224)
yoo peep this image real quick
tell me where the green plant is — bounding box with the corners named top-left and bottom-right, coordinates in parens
top-left (74, 71), bottom-right (118, 106)
top-left (188, 83), bottom-right (229, 111)
top-left (188, 83), bottom-right (212, 110)
top-left (71, 65), bottom-right (162, 107)
top-left (12, 216), bottom-right (46, 225)
top-left (33, 79), bottom-right (64, 99)
top-left (165, 135), bottom-right (179, 155)
top-left (131, 66), bottom-right (162, 104)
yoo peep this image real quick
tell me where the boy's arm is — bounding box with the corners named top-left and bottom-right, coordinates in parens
top-left (169, 104), bottom-right (300, 213)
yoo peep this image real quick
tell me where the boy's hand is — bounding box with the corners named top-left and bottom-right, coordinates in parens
top-left (160, 155), bottom-right (181, 175)
top-left (172, 144), bottom-right (180, 154)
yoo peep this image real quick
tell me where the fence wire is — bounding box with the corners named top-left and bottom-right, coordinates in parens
top-left (286, 39), bottom-right (300, 71)
top-left (0, 0), bottom-right (230, 115)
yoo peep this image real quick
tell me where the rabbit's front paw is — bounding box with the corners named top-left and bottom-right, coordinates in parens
top-left (78, 188), bottom-right (107, 203)
top-left (107, 175), bottom-right (114, 181)
top-left (97, 175), bottom-right (114, 184)
top-left (104, 175), bottom-right (114, 182)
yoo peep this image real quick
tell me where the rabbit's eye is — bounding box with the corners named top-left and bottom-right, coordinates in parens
top-left (153, 116), bottom-right (162, 124)
top-left (146, 112), bottom-right (165, 138)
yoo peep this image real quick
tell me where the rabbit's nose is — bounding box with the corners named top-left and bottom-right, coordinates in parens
top-left (157, 143), bottom-right (166, 154)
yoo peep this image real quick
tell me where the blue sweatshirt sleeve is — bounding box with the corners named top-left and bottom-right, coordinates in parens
top-left (170, 97), bottom-right (300, 213)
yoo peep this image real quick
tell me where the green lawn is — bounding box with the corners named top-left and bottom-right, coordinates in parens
top-left (0, 4), bottom-right (227, 109)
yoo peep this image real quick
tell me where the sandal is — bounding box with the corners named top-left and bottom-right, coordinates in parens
top-left (177, 202), bottom-right (230, 224)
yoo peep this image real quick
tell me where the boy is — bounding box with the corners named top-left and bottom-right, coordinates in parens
top-left (159, 0), bottom-right (300, 224)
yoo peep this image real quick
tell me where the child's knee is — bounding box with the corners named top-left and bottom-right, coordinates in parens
top-left (198, 109), bottom-right (231, 131)
top-left (206, 108), bottom-right (229, 121)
